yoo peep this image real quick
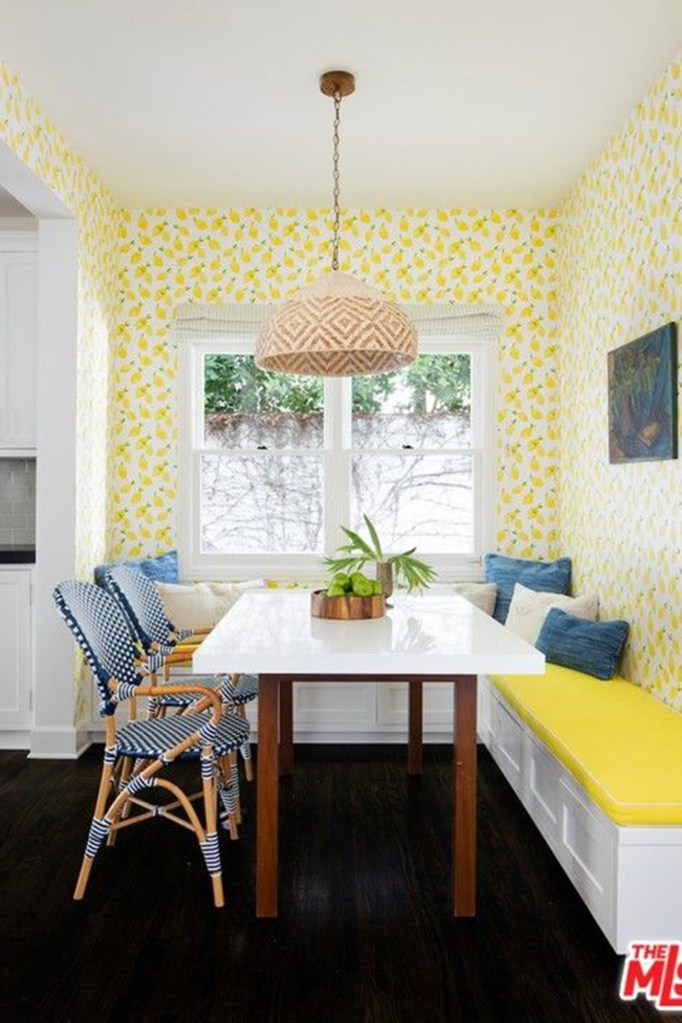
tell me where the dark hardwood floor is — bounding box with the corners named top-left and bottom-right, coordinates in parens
top-left (0, 743), bottom-right (675, 1023)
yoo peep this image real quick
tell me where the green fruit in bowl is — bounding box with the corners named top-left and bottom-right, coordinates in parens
top-left (371, 580), bottom-right (383, 595)
top-left (352, 578), bottom-right (374, 597)
top-left (332, 572), bottom-right (351, 591)
top-left (326, 585), bottom-right (347, 597)
top-left (350, 571), bottom-right (368, 588)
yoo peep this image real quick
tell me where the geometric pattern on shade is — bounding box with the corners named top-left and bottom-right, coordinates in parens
top-left (256, 270), bottom-right (417, 376)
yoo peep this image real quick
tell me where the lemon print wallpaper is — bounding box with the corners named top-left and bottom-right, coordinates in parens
top-left (559, 51), bottom-right (682, 709)
top-left (111, 206), bottom-right (559, 561)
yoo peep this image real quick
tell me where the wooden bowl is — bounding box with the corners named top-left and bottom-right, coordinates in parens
top-left (311, 589), bottom-right (385, 620)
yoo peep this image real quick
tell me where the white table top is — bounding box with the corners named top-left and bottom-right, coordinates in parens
top-left (193, 590), bottom-right (545, 677)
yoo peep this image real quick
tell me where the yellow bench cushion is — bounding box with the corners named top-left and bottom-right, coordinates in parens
top-left (488, 665), bottom-right (682, 826)
top-left (175, 634), bottom-right (204, 649)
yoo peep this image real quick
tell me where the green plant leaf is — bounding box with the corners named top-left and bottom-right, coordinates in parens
top-left (363, 515), bottom-right (384, 561)
top-left (387, 547), bottom-right (417, 563)
top-left (339, 526), bottom-right (377, 559)
top-left (327, 517), bottom-right (436, 593)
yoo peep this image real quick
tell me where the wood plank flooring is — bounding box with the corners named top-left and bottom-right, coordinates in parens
top-left (0, 744), bottom-right (675, 1023)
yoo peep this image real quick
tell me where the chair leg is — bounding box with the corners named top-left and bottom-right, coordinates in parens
top-left (74, 753), bottom-right (115, 900)
top-left (237, 706), bottom-right (254, 781)
top-left (240, 741), bottom-right (253, 782)
top-left (107, 756), bottom-right (133, 846)
top-left (216, 755), bottom-right (240, 839)
top-left (230, 750), bottom-right (242, 825)
top-left (219, 751), bottom-right (241, 826)
top-left (200, 749), bottom-right (224, 908)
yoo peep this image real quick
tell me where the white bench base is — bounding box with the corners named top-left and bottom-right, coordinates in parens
top-left (478, 674), bottom-right (682, 953)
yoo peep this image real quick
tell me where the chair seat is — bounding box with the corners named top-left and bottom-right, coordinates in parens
top-left (117, 711), bottom-right (250, 760)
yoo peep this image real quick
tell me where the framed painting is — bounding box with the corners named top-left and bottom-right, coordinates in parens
top-left (608, 322), bottom-right (678, 463)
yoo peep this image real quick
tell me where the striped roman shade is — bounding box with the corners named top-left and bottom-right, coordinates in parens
top-left (173, 299), bottom-right (501, 346)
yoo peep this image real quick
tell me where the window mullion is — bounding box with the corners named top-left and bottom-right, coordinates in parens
top-left (324, 377), bottom-right (350, 556)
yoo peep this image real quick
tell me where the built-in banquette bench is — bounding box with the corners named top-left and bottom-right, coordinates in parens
top-left (478, 664), bottom-right (682, 953)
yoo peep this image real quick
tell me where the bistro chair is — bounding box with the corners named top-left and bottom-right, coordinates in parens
top-left (53, 580), bottom-right (251, 906)
top-left (105, 565), bottom-right (257, 780)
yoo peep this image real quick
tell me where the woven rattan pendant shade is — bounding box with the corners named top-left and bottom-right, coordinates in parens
top-left (255, 69), bottom-right (417, 378)
top-left (256, 271), bottom-right (417, 376)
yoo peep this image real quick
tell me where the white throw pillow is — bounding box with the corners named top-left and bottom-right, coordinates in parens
top-left (452, 582), bottom-right (498, 616)
top-left (505, 582), bottom-right (599, 645)
top-left (156, 582), bottom-right (215, 630)
top-left (203, 579), bottom-right (267, 624)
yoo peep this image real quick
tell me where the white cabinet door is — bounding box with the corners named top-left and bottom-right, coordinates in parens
top-left (293, 680), bottom-right (377, 731)
top-left (0, 569), bottom-right (32, 729)
top-left (377, 680), bottom-right (455, 728)
top-left (0, 241), bottom-right (38, 451)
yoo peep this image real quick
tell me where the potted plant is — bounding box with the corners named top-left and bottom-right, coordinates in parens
top-left (325, 514), bottom-right (437, 597)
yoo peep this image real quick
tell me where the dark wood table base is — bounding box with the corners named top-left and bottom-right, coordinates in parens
top-left (256, 674), bottom-right (477, 919)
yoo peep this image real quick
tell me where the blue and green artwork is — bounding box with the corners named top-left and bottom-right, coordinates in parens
top-left (608, 323), bottom-right (678, 463)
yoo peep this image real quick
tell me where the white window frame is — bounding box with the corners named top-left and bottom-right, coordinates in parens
top-left (179, 334), bottom-right (496, 582)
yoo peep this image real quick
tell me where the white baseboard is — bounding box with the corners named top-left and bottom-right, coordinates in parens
top-left (28, 725), bottom-right (91, 759)
top-left (262, 730), bottom-right (456, 744)
top-left (0, 730), bottom-right (30, 750)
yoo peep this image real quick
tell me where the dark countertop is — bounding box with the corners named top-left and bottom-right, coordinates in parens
top-left (0, 546), bottom-right (36, 564)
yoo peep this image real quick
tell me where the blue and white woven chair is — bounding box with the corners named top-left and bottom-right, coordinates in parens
top-left (53, 580), bottom-right (251, 907)
top-left (104, 565), bottom-right (257, 781)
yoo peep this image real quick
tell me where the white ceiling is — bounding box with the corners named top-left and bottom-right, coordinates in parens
top-left (1, 1), bottom-right (681, 210)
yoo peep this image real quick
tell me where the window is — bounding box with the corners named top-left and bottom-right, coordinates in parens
top-left (180, 332), bottom-right (495, 581)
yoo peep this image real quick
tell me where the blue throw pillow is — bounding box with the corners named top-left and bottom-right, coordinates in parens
top-left (94, 550), bottom-right (179, 587)
top-left (484, 553), bottom-right (572, 623)
top-left (536, 607), bottom-right (629, 680)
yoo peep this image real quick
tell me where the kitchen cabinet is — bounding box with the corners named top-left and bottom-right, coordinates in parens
top-left (0, 567), bottom-right (33, 738)
top-left (0, 234), bottom-right (38, 453)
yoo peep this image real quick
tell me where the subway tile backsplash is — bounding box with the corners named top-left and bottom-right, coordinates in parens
top-left (0, 458), bottom-right (36, 545)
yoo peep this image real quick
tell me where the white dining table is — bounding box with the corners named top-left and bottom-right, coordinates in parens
top-left (194, 589), bottom-right (544, 918)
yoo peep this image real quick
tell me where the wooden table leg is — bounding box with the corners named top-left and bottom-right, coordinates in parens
top-left (408, 679), bottom-right (423, 775)
top-left (256, 674), bottom-right (280, 918)
top-left (279, 678), bottom-right (294, 776)
top-left (453, 674), bottom-right (477, 917)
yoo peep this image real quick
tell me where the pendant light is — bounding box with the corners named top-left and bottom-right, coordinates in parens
top-left (255, 70), bottom-right (417, 377)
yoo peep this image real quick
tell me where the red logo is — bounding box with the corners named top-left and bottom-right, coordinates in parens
top-left (620, 942), bottom-right (682, 1011)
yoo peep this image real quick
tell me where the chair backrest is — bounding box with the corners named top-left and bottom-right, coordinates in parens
top-left (53, 580), bottom-right (142, 714)
top-left (104, 565), bottom-right (173, 655)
